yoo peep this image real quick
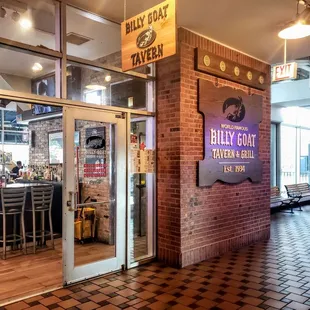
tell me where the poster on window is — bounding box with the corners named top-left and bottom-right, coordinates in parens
top-left (84, 126), bottom-right (107, 178)
top-left (84, 157), bottom-right (107, 178)
top-left (85, 127), bottom-right (106, 149)
top-left (131, 149), bottom-right (155, 173)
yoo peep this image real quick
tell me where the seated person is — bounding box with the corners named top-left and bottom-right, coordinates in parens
top-left (11, 161), bottom-right (22, 178)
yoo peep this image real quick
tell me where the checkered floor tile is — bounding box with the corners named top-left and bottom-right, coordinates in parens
top-left (3, 207), bottom-right (310, 310)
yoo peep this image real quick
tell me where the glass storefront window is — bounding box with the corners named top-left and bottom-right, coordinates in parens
top-left (271, 123), bottom-right (277, 187)
top-left (0, 0), bottom-right (157, 272)
top-left (3, 132), bottom-right (28, 144)
top-left (0, 47), bottom-right (58, 97)
top-left (67, 63), bottom-right (153, 110)
top-left (66, 6), bottom-right (120, 63)
top-left (0, 0), bottom-right (57, 50)
top-left (129, 115), bottom-right (155, 263)
top-left (281, 125), bottom-right (297, 191)
top-left (66, 5), bottom-right (152, 76)
top-left (299, 129), bottom-right (310, 183)
top-left (4, 110), bottom-right (28, 132)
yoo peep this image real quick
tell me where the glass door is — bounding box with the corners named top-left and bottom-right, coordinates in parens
top-left (63, 106), bottom-right (126, 285)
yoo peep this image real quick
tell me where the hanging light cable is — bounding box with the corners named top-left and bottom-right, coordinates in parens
top-left (124, 0), bottom-right (127, 21)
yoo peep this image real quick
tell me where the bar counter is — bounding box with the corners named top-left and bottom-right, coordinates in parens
top-left (0, 180), bottom-right (63, 238)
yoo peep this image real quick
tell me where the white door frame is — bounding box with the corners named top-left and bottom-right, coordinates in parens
top-left (62, 106), bottom-right (126, 285)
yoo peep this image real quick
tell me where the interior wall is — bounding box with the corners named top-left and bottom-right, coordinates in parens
top-left (0, 74), bottom-right (31, 93)
top-left (28, 118), bottom-right (62, 165)
top-left (157, 28), bottom-right (271, 267)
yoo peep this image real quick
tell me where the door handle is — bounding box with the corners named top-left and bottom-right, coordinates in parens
top-left (67, 191), bottom-right (77, 212)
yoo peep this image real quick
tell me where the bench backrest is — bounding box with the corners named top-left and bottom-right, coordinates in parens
top-left (285, 183), bottom-right (310, 196)
top-left (271, 186), bottom-right (281, 198)
top-left (297, 183), bottom-right (310, 194)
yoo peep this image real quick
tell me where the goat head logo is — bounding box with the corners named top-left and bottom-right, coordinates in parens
top-left (222, 97), bottom-right (246, 123)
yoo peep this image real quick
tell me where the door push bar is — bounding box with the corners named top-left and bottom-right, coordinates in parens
top-left (67, 191), bottom-right (115, 212)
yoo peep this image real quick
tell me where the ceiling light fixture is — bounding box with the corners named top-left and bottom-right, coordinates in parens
top-left (105, 74), bottom-right (112, 82)
top-left (279, 2), bottom-right (310, 39)
top-left (85, 83), bottom-right (106, 91)
top-left (86, 74), bottom-right (106, 91)
top-left (32, 62), bottom-right (43, 72)
top-left (19, 18), bottom-right (32, 29)
top-left (0, 7), bottom-right (6, 18)
top-left (11, 11), bottom-right (20, 22)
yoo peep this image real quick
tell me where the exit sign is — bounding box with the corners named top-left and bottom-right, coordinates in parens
top-left (273, 62), bottom-right (298, 82)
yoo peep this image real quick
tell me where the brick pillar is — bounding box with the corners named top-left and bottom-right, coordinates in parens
top-left (156, 53), bottom-right (182, 267)
top-left (157, 28), bottom-right (271, 268)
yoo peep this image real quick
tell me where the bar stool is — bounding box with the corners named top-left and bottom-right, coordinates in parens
top-left (25, 186), bottom-right (54, 254)
top-left (0, 187), bottom-right (27, 260)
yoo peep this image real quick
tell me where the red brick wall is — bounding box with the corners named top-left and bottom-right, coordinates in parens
top-left (157, 28), bottom-right (271, 267)
top-left (156, 52), bottom-right (182, 266)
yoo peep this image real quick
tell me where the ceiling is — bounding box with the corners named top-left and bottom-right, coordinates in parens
top-left (69, 0), bottom-right (310, 64)
top-left (0, 2), bottom-right (120, 78)
top-left (0, 0), bottom-right (309, 80)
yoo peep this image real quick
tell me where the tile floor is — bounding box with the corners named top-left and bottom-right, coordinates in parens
top-left (3, 207), bottom-right (310, 310)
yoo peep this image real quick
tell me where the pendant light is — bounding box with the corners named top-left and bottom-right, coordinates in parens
top-left (85, 74), bottom-right (106, 91)
top-left (279, 1), bottom-right (310, 39)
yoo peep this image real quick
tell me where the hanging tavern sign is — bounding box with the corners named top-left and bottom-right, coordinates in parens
top-left (198, 79), bottom-right (263, 187)
top-left (121, 0), bottom-right (176, 72)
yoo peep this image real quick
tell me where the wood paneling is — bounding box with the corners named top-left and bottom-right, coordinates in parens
top-left (195, 48), bottom-right (268, 91)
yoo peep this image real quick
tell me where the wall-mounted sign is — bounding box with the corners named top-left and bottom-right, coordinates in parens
top-left (272, 62), bottom-right (297, 82)
top-left (198, 79), bottom-right (263, 187)
top-left (195, 48), bottom-right (268, 91)
top-left (121, 0), bottom-right (176, 72)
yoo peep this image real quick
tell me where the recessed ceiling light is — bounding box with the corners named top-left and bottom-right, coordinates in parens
top-left (19, 18), bottom-right (32, 30)
top-left (32, 63), bottom-right (43, 72)
top-left (105, 75), bottom-right (112, 82)
top-left (11, 11), bottom-right (20, 22)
